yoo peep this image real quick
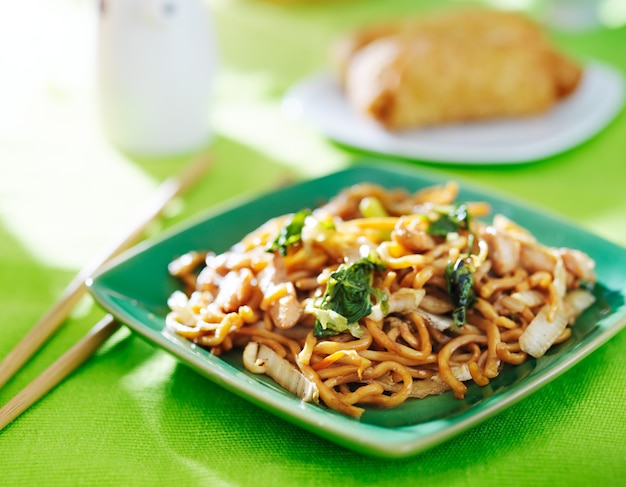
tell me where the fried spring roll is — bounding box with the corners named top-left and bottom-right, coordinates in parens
top-left (334, 9), bottom-right (582, 130)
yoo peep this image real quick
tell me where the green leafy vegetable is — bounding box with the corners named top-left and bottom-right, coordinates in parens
top-left (427, 203), bottom-right (478, 325)
top-left (310, 253), bottom-right (387, 338)
top-left (427, 204), bottom-right (471, 237)
top-left (267, 209), bottom-right (311, 256)
top-left (445, 257), bottom-right (476, 326)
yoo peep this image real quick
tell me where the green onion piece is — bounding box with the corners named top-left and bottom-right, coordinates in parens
top-left (359, 196), bottom-right (388, 218)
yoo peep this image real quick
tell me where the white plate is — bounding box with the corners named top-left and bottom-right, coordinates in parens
top-left (282, 62), bottom-right (624, 165)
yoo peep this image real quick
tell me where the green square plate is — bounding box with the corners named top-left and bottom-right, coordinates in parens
top-left (88, 162), bottom-right (626, 458)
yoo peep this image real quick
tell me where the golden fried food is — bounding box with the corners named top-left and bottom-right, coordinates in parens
top-left (333, 9), bottom-right (582, 130)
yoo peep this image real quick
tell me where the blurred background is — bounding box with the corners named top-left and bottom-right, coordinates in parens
top-left (0, 0), bottom-right (624, 268)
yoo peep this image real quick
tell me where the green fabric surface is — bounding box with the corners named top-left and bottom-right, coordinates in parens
top-left (1, 0), bottom-right (625, 485)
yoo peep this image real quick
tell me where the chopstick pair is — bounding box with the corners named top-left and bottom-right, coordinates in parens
top-left (0, 154), bottom-right (212, 431)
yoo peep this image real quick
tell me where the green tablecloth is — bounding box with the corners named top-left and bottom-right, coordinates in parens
top-left (1, 0), bottom-right (625, 485)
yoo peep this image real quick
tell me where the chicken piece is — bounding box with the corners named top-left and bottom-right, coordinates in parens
top-left (482, 227), bottom-right (521, 276)
top-left (559, 248), bottom-right (596, 283)
top-left (335, 9), bottom-right (582, 130)
top-left (214, 268), bottom-right (255, 313)
top-left (268, 291), bottom-right (303, 329)
top-left (392, 215), bottom-right (437, 253)
top-left (257, 254), bottom-right (303, 329)
top-left (520, 242), bottom-right (557, 274)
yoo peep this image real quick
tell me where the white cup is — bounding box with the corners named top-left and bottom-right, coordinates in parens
top-left (97, 0), bottom-right (217, 157)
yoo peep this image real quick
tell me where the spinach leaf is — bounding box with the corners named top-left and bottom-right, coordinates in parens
top-left (267, 209), bottom-right (311, 256)
top-left (445, 257), bottom-right (476, 326)
top-left (311, 254), bottom-right (387, 338)
top-left (427, 204), bottom-right (471, 237)
top-left (427, 203), bottom-right (478, 325)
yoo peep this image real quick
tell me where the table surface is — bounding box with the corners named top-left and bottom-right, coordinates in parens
top-left (1, 0), bottom-right (625, 485)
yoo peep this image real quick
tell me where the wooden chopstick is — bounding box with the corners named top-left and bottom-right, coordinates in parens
top-left (0, 154), bottom-right (212, 391)
top-left (0, 315), bottom-right (120, 431)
